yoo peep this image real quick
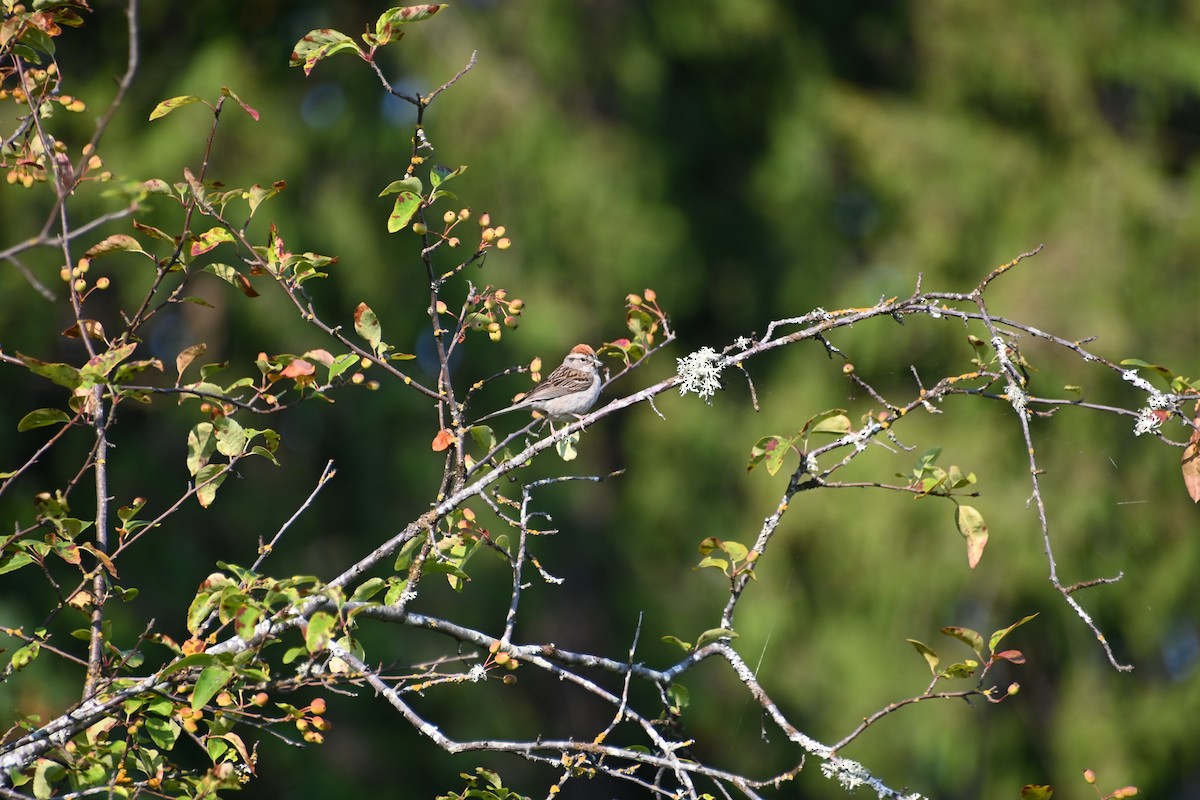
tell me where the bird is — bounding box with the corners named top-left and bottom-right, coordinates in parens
top-left (475, 344), bottom-right (603, 424)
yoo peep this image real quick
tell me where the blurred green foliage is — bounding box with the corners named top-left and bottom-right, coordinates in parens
top-left (3, 1), bottom-right (1199, 798)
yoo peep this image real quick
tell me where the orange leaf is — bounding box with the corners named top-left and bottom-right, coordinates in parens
top-left (1183, 410), bottom-right (1200, 504)
top-left (431, 429), bottom-right (454, 452)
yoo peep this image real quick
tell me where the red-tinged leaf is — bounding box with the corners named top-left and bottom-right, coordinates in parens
top-left (79, 543), bottom-right (118, 577)
top-left (939, 626), bottom-right (984, 657)
top-left (289, 29), bottom-right (363, 76)
top-left (150, 95), bottom-right (203, 121)
top-left (141, 178), bottom-right (173, 196)
top-left (993, 649), bottom-right (1026, 664)
top-left (220, 86), bottom-right (259, 121)
top-left (376, 3), bottom-right (447, 46)
top-left (748, 435), bottom-right (791, 475)
top-left (61, 319), bottom-right (106, 341)
top-left (133, 219), bottom-right (176, 242)
top-left (82, 343), bottom-right (137, 381)
top-left (387, 191), bottom-right (422, 233)
top-left (354, 302), bottom-right (382, 350)
top-left (989, 613), bottom-right (1038, 653)
top-left (85, 234), bottom-right (147, 258)
top-left (1183, 413), bottom-right (1200, 503)
top-left (280, 359), bottom-right (315, 379)
top-left (432, 428), bottom-right (454, 452)
top-left (303, 349), bottom-right (335, 366)
top-left (955, 504), bottom-right (988, 569)
top-left (191, 226), bottom-right (235, 256)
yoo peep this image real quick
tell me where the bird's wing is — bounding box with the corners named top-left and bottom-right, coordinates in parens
top-left (523, 367), bottom-right (594, 400)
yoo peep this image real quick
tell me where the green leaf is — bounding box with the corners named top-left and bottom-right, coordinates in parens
top-left (661, 635), bottom-right (693, 652)
top-left (989, 613), bottom-right (1038, 654)
top-left (33, 757), bottom-right (66, 799)
top-left (328, 353), bottom-right (360, 382)
top-left (17, 408), bottom-right (71, 432)
top-left (305, 611), bottom-right (336, 653)
top-left (18, 353), bottom-right (82, 390)
top-left (9, 642), bottom-right (40, 672)
top-left (748, 434), bottom-right (791, 476)
top-left (387, 191), bottom-right (422, 233)
top-left (247, 181), bottom-right (284, 215)
top-left (695, 628), bottom-right (738, 648)
top-left (378, 176), bottom-right (423, 197)
top-left (668, 683), bottom-right (689, 712)
top-left (939, 660), bottom-right (978, 679)
top-left (1019, 786), bottom-right (1053, 800)
top-left (149, 95), bottom-right (203, 121)
top-left (191, 665), bottom-right (233, 711)
top-left (159, 652), bottom-right (218, 678)
top-left (290, 29), bottom-right (363, 76)
top-left (144, 715), bottom-right (181, 749)
top-left (907, 638), bottom-right (940, 675)
top-left (955, 504), bottom-right (989, 569)
top-left (0, 549), bottom-right (35, 575)
top-left (806, 411), bottom-right (852, 437)
top-left (354, 302), bottom-right (383, 352)
top-left (721, 540), bottom-right (749, 562)
top-left (203, 263), bottom-right (259, 297)
top-left (351, 577), bottom-right (385, 602)
top-left (555, 430), bottom-right (580, 461)
top-left (213, 416), bottom-right (248, 457)
top-left (429, 164), bottom-right (466, 188)
top-left (939, 626), bottom-right (984, 658)
top-left (187, 422), bottom-right (216, 476)
top-left (1119, 358), bottom-right (1176, 381)
top-left (112, 358), bottom-right (164, 384)
top-left (195, 464), bottom-right (227, 508)
top-left (694, 555), bottom-right (729, 574)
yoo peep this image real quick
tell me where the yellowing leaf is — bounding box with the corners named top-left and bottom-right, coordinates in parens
top-left (150, 95), bottom-right (203, 121)
top-left (955, 504), bottom-right (988, 569)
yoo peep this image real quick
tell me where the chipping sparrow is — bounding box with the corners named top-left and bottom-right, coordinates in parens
top-left (476, 344), bottom-right (603, 423)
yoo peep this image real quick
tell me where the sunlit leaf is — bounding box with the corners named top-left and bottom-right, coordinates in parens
top-left (989, 613), bottom-right (1038, 654)
top-left (354, 302), bottom-right (382, 351)
top-left (907, 638), bottom-right (940, 675)
top-left (939, 626), bottom-right (984, 658)
top-left (149, 95), bottom-right (203, 121)
top-left (191, 665), bottom-right (233, 711)
top-left (220, 85), bottom-right (260, 121)
top-left (290, 29), bottom-right (363, 76)
top-left (955, 504), bottom-right (988, 569)
top-left (378, 176), bottom-right (423, 197)
top-left (387, 191), bottom-right (422, 233)
top-left (85, 234), bottom-right (147, 258)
